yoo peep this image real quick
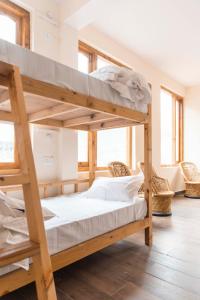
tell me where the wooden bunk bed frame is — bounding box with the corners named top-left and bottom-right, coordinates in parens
top-left (0, 60), bottom-right (152, 299)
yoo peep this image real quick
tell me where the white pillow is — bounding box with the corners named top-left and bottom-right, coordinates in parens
top-left (84, 174), bottom-right (143, 202)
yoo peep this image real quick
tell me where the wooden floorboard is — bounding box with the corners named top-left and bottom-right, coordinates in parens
top-left (2, 195), bottom-right (200, 300)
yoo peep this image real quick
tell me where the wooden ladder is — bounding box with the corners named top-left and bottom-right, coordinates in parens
top-left (0, 65), bottom-right (57, 300)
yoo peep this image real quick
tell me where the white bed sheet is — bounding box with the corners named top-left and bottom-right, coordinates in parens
top-left (0, 39), bottom-right (148, 113)
top-left (0, 194), bottom-right (146, 276)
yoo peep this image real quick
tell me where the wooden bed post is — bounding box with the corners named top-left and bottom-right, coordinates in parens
top-left (88, 131), bottom-right (97, 186)
top-left (7, 66), bottom-right (57, 299)
top-left (144, 104), bottom-right (152, 246)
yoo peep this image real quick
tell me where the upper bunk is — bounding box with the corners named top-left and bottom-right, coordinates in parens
top-left (0, 39), bottom-right (151, 131)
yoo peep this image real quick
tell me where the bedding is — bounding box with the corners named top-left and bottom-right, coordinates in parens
top-left (91, 66), bottom-right (151, 106)
top-left (0, 39), bottom-right (151, 113)
top-left (0, 193), bottom-right (147, 276)
top-left (83, 174), bottom-right (144, 201)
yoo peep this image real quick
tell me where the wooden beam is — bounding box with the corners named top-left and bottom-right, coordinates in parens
top-left (88, 131), bottom-right (97, 186)
top-left (32, 118), bottom-right (64, 128)
top-left (89, 118), bottom-right (137, 131)
top-left (144, 104), bottom-right (152, 246)
top-left (16, 75), bottom-right (147, 123)
top-left (0, 110), bottom-right (16, 122)
top-left (0, 241), bottom-right (39, 268)
top-left (0, 89), bottom-right (9, 103)
top-left (28, 103), bottom-right (79, 122)
top-left (63, 112), bottom-right (116, 127)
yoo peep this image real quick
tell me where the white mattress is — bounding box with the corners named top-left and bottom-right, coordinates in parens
top-left (0, 194), bottom-right (147, 276)
top-left (0, 39), bottom-right (148, 113)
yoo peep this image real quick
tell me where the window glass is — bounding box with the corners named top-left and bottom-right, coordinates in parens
top-left (78, 130), bottom-right (88, 163)
top-left (97, 56), bottom-right (112, 70)
top-left (0, 14), bottom-right (16, 43)
top-left (97, 128), bottom-right (127, 167)
top-left (0, 122), bottom-right (15, 163)
top-left (160, 89), bottom-right (173, 165)
top-left (78, 52), bottom-right (89, 74)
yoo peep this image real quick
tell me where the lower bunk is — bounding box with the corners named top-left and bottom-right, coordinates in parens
top-left (0, 192), bottom-right (150, 296)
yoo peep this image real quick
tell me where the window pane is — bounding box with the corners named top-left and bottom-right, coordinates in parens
top-left (78, 52), bottom-right (89, 74)
top-left (97, 56), bottom-right (112, 70)
top-left (176, 100), bottom-right (180, 162)
top-left (97, 128), bottom-right (127, 167)
top-left (78, 130), bottom-right (88, 162)
top-left (0, 122), bottom-right (15, 162)
top-left (160, 89), bottom-right (173, 165)
top-left (0, 15), bottom-right (16, 44)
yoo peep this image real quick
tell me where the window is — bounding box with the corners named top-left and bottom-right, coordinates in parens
top-left (77, 130), bottom-right (89, 170)
top-left (0, 1), bottom-right (30, 168)
top-left (160, 88), bottom-right (183, 165)
top-left (97, 128), bottom-right (128, 167)
top-left (0, 0), bottom-right (30, 48)
top-left (77, 42), bottom-right (134, 171)
top-left (0, 122), bottom-right (17, 168)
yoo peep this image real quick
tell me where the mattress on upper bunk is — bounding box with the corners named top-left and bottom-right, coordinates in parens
top-left (0, 39), bottom-right (148, 113)
top-left (0, 193), bottom-right (147, 276)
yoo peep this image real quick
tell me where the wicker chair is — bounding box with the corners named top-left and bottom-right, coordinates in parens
top-left (179, 162), bottom-right (200, 198)
top-left (138, 162), bottom-right (174, 216)
top-left (108, 161), bottom-right (132, 177)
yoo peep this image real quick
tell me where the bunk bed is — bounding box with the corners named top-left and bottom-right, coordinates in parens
top-left (0, 39), bottom-right (152, 299)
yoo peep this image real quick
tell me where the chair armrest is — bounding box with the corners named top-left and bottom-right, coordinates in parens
top-left (152, 176), bottom-right (171, 193)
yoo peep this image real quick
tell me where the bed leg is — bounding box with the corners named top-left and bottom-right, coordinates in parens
top-left (144, 104), bottom-right (152, 247)
top-left (145, 224), bottom-right (152, 246)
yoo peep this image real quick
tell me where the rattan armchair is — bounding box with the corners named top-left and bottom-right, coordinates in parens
top-left (179, 162), bottom-right (200, 198)
top-left (138, 162), bottom-right (174, 216)
top-left (108, 161), bottom-right (132, 177)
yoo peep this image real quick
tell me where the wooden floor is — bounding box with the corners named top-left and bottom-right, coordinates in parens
top-left (2, 195), bottom-right (200, 300)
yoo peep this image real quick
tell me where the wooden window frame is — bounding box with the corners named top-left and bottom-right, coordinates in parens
top-left (0, 0), bottom-right (30, 48)
top-left (78, 42), bottom-right (132, 172)
top-left (160, 86), bottom-right (184, 167)
top-left (0, 0), bottom-right (30, 169)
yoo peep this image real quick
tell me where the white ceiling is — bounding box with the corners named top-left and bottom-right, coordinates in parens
top-left (69, 0), bottom-right (200, 86)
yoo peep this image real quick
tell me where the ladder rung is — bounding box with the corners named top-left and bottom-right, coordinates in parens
top-left (0, 111), bottom-right (17, 122)
top-left (0, 241), bottom-right (40, 267)
top-left (0, 174), bottom-right (30, 186)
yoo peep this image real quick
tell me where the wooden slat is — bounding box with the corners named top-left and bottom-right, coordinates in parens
top-left (0, 218), bottom-right (150, 296)
top-left (1, 178), bottom-right (89, 192)
top-left (63, 112), bottom-right (116, 127)
top-left (89, 118), bottom-right (137, 131)
top-left (29, 103), bottom-right (79, 122)
top-left (144, 104), bottom-right (152, 246)
top-left (88, 131), bottom-right (97, 186)
top-left (0, 110), bottom-right (16, 122)
top-left (0, 174), bottom-right (29, 186)
top-left (33, 118), bottom-right (64, 128)
top-left (0, 241), bottom-right (39, 268)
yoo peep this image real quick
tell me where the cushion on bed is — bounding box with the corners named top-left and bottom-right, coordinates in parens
top-left (84, 174), bottom-right (143, 202)
top-left (0, 190), bottom-right (55, 220)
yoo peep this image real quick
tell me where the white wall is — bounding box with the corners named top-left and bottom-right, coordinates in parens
top-left (12, 0), bottom-right (78, 183)
top-left (10, 0), bottom-right (187, 192)
top-left (184, 86), bottom-right (200, 168)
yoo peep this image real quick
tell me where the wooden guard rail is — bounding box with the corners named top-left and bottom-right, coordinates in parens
top-left (1, 178), bottom-right (89, 198)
